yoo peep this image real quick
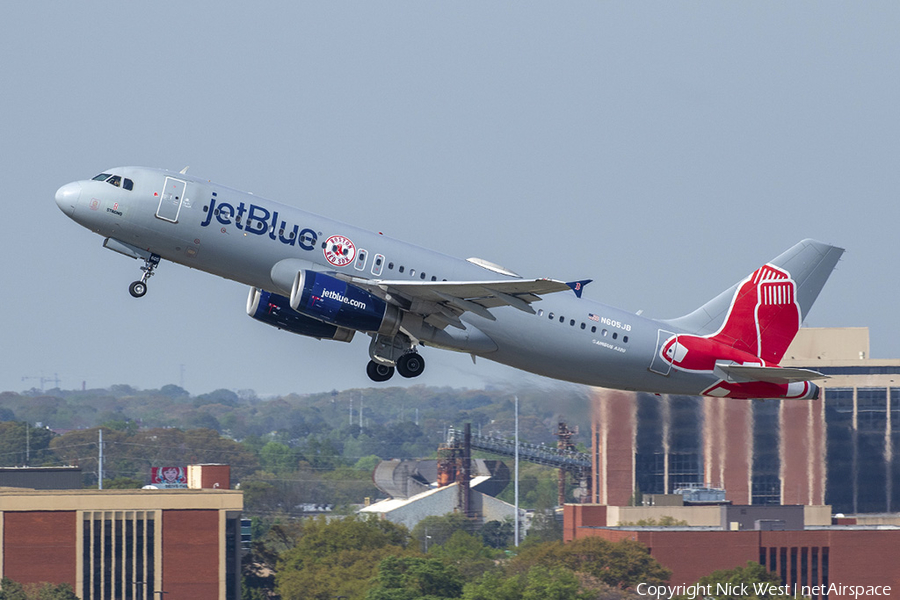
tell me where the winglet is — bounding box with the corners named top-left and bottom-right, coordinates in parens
top-left (566, 279), bottom-right (592, 298)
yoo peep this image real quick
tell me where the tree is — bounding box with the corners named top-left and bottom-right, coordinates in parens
top-left (0, 578), bottom-right (78, 600)
top-left (461, 567), bottom-right (591, 600)
top-left (510, 537), bottom-right (670, 589)
top-left (243, 520), bottom-right (306, 600)
top-left (0, 422), bottom-right (56, 467)
top-left (410, 513), bottom-right (474, 552)
top-left (366, 556), bottom-right (464, 600)
top-left (276, 516), bottom-right (411, 600)
top-left (480, 519), bottom-right (514, 549)
top-left (258, 441), bottom-right (298, 474)
top-left (428, 530), bottom-right (498, 580)
top-left (522, 509), bottom-right (562, 545)
top-left (674, 561), bottom-right (793, 600)
top-left (102, 476), bottom-right (143, 489)
top-left (354, 454), bottom-right (382, 471)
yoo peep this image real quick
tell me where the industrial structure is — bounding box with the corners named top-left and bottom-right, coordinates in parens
top-left (463, 421), bottom-right (591, 504)
top-left (362, 423), bottom-right (519, 530)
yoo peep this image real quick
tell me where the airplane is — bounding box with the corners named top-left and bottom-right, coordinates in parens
top-left (55, 167), bottom-right (844, 400)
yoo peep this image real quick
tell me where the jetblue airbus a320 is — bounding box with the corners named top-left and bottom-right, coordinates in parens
top-left (55, 167), bottom-right (843, 399)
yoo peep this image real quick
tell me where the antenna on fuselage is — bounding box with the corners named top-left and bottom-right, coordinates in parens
top-left (180, 166), bottom-right (190, 174)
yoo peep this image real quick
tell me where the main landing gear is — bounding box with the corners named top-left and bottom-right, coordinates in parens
top-left (366, 352), bottom-right (426, 382)
top-left (129, 254), bottom-right (160, 298)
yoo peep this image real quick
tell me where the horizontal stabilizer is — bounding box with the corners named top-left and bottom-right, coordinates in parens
top-left (715, 362), bottom-right (828, 384)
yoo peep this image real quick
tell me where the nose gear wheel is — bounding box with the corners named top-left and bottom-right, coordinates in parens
top-left (129, 254), bottom-right (160, 298)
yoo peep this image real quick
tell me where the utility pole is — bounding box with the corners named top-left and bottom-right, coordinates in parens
top-left (514, 395), bottom-right (520, 547)
top-left (98, 429), bottom-right (104, 490)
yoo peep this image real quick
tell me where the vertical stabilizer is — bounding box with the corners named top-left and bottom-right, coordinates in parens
top-left (661, 239), bottom-right (843, 362)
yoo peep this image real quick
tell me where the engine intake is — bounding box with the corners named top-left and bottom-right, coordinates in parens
top-left (290, 270), bottom-right (400, 335)
top-left (247, 288), bottom-right (354, 342)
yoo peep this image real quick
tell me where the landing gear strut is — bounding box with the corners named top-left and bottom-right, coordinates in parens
top-left (366, 334), bottom-right (426, 382)
top-left (129, 254), bottom-right (160, 298)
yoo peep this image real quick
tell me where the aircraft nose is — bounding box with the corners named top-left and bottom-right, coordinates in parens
top-left (55, 181), bottom-right (82, 216)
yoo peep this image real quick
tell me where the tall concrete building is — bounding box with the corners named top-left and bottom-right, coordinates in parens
top-left (590, 328), bottom-right (900, 514)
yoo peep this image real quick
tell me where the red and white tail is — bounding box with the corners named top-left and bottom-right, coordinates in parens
top-left (711, 264), bottom-right (800, 364)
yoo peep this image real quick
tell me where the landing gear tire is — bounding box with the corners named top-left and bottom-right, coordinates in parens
top-left (129, 281), bottom-right (147, 298)
top-left (397, 353), bottom-right (425, 378)
top-left (367, 360), bottom-right (395, 382)
top-left (129, 253), bottom-right (160, 299)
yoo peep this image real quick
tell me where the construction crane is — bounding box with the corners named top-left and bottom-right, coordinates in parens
top-left (21, 373), bottom-right (61, 393)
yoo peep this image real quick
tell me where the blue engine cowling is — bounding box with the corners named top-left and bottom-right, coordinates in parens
top-left (290, 270), bottom-right (401, 335)
top-left (246, 288), bottom-right (355, 342)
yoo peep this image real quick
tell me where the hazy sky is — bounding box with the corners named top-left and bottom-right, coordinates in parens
top-left (2, 3), bottom-right (898, 396)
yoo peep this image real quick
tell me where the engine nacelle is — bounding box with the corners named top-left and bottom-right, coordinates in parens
top-left (247, 288), bottom-right (354, 342)
top-left (290, 270), bottom-right (401, 336)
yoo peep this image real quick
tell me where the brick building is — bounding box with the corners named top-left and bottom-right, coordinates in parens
top-left (0, 465), bottom-right (242, 600)
top-left (565, 504), bottom-right (900, 594)
top-left (590, 327), bottom-right (900, 513)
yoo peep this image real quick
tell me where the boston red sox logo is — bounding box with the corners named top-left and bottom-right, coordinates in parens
top-left (323, 234), bottom-right (356, 267)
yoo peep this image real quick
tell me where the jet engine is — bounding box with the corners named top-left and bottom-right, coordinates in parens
top-left (247, 288), bottom-right (354, 342)
top-left (290, 270), bottom-right (401, 335)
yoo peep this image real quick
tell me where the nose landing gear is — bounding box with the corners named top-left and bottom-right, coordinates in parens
top-left (129, 254), bottom-right (160, 298)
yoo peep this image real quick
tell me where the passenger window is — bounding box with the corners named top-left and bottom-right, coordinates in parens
top-left (570, 319), bottom-right (575, 326)
top-left (612, 332), bottom-right (618, 340)
top-left (354, 249), bottom-right (368, 271)
top-left (372, 254), bottom-right (385, 276)
top-left (399, 266), bottom-right (405, 273)
top-left (431, 276), bottom-right (437, 281)
top-left (538, 309), bottom-right (544, 317)
top-left (602, 329), bottom-right (608, 336)
top-left (420, 272), bottom-right (426, 279)
top-left (548, 313), bottom-right (554, 320)
top-left (123, 178), bottom-right (134, 191)
top-left (559, 316), bottom-right (564, 323)
top-left (623, 336), bottom-right (629, 343)
top-left (388, 262), bottom-right (394, 270)
top-left (591, 326), bottom-right (596, 333)
top-left (409, 269), bottom-right (415, 277)
top-left (580, 323), bottom-right (586, 330)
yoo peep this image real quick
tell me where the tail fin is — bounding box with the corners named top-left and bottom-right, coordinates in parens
top-left (661, 239), bottom-right (844, 363)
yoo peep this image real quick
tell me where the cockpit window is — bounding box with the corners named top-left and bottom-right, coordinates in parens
top-left (92, 173), bottom-right (133, 190)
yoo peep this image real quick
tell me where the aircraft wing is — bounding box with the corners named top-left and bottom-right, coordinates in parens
top-left (715, 363), bottom-right (828, 384)
top-left (338, 276), bottom-right (573, 329)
